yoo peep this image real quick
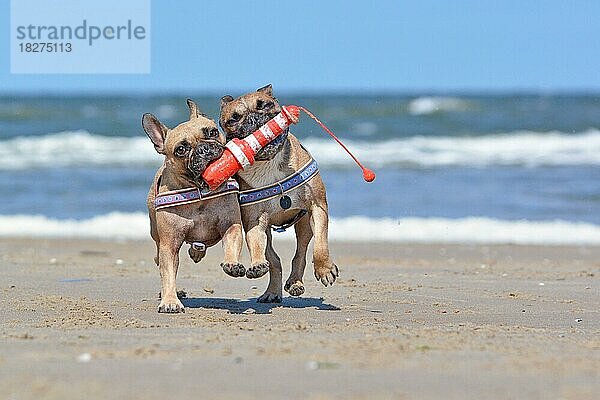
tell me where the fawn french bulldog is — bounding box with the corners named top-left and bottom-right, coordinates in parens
top-left (219, 85), bottom-right (339, 303)
top-left (143, 99), bottom-right (245, 313)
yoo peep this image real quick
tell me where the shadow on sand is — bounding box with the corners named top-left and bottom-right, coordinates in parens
top-left (181, 296), bottom-right (340, 314)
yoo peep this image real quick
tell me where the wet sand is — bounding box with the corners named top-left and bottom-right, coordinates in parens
top-left (0, 238), bottom-right (598, 399)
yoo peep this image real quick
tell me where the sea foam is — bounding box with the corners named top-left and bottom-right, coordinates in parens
top-left (1, 213), bottom-right (599, 245)
top-left (0, 129), bottom-right (599, 170)
top-left (407, 96), bottom-right (470, 115)
top-left (304, 129), bottom-right (600, 167)
top-left (0, 131), bottom-right (159, 170)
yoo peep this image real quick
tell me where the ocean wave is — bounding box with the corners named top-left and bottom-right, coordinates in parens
top-left (0, 213), bottom-right (599, 245)
top-left (0, 130), bottom-right (161, 170)
top-left (407, 96), bottom-right (470, 115)
top-left (303, 129), bottom-right (600, 167)
top-left (0, 129), bottom-right (599, 170)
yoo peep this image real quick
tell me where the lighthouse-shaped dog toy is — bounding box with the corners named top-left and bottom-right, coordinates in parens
top-left (202, 105), bottom-right (376, 190)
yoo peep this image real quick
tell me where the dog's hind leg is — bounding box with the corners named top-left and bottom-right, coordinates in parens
top-left (154, 242), bottom-right (160, 266)
top-left (257, 229), bottom-right (282, 303)
top-left (310, 201), bottom-right (339, 287)
top-left (150, 215), bottom-right (160, 266)
top-left (285, 214), bottom-right (313, 296)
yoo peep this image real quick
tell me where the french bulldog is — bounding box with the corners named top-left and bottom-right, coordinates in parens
top-left (143, 99), bottom-right (245, 313)
top-left (219, 84), bottom-right (339, 303)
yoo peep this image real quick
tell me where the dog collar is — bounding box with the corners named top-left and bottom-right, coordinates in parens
top-left (154, 178), bottom-right (240, 210)
top-left (238, 158), bottom-right (319, 207)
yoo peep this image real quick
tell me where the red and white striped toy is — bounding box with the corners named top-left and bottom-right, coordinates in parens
top-left (201, 105), bottom-right (375, 191)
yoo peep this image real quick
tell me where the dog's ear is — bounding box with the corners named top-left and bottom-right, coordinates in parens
top-left (220, 95), bottom-right (234, 109)
top-left (257, 84), bottom-right (273, 96)
top-left (142, 113), bottom-right (168, 154)
top-left (186, 98), bottom-right (207, 119)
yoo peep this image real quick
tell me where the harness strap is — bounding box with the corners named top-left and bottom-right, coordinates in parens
top-left (154, 179), bottom-right (239, 210)
top-left (239, 158), bottom-right (319, 206)
top-left (272, 209), bottom-right (308, 233)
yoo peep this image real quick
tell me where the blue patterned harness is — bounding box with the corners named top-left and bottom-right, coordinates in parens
top-left (238, 158), bottom-right (319, 206)
top-left (153, 159), bottom-right (319, 232)
top-left (154, 179), bottom-right (239, 210)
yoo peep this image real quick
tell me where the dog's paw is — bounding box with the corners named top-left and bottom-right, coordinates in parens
top-left (158, 297), bottom-right (185, 313)
top-left (314, 262), bottom-right (339, 287)
top-left (188, 246), bottom-right (206, 263)
top-left (257, 291), bottom-right (282, 303)
top-left (221, 262), bottom-right (246, 278)
top-left (246, 262), bottom-right (269, 279)
top-left (284, 280), bottom-right (305, 297)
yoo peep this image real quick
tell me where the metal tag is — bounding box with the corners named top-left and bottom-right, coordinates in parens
top-left (279, 195), bottom-right (292, 209)
top-left (191, 242), bottom-right (206, 252)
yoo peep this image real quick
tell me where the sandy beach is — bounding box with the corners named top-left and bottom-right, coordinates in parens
top-left (0, 238), bottom-right (597, 399)
top-left (3, 1), bottom-right (600, 399)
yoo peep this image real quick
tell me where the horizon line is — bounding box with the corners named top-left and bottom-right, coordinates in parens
top-left (2, 87), bottom-right (600, 97)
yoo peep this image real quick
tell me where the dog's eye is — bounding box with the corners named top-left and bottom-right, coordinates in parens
top-left (256, 100), bottom-right (274, 110)
top-left (227, 112), bottom-right (241, 125)
top-left (206, 128), bottom-right (219, 138)
top-left (174, 143), bottom-right (189, 157)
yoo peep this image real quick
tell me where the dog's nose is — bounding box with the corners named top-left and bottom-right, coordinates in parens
top-left (246, 112), bottom-right (263, 125)
top-left (195, 142), bottom-right (213, 157)
top-left (193, 141), bottom-right (223, 159)
top-left (189, 142), bottom-right (224, 174)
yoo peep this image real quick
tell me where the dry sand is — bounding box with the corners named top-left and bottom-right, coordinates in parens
top-left (0, 238), bottom-right (598, 399)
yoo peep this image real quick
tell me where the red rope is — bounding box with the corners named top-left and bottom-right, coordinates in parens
top-left (298, 106), bottom-right (376, 182)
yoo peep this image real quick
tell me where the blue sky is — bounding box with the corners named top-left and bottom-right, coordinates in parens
top-left (1, 0), bottom-right (600, 93)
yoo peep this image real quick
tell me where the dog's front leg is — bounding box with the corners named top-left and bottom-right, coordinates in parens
top-left (157, 240), bottom-right (185, 313)
top-left (310, 203), bottom-right (339, 287)
top-left (220, 223), bottom-right (246, 278)
top-left (244, 212), bottom-right (270, 279)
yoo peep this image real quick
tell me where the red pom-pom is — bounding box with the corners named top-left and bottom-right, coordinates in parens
top-left (362, 168), bottom-right (376, 182)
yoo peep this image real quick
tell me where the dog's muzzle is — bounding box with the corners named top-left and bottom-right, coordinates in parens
top-left (237, 111), bottom-right (275, 138)
top-left (188, 141), bottom-right (224, 182)
top-left (235, 111), bottom-right (287, 161)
